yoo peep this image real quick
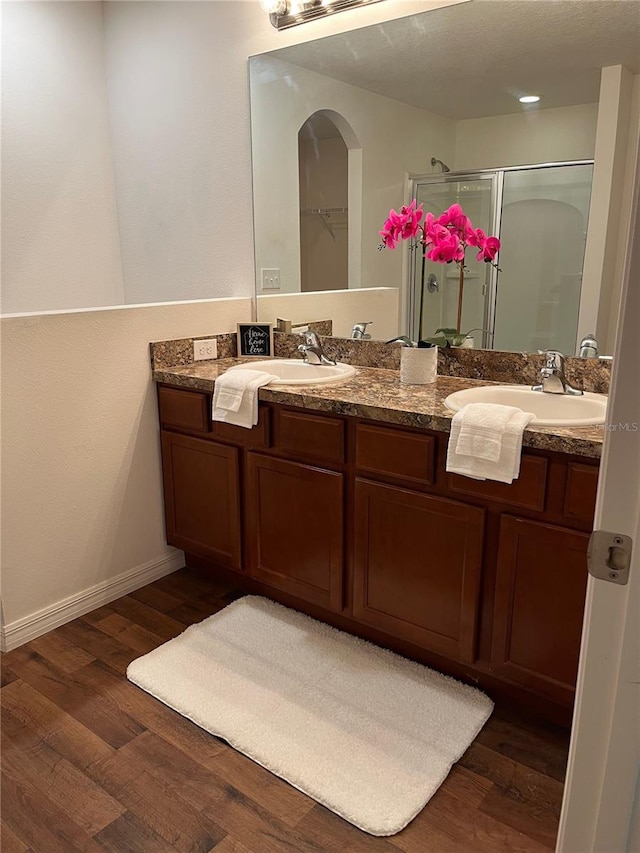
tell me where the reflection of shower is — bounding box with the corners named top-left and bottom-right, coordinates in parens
top-left (431, 156), bottom-right (450, 173)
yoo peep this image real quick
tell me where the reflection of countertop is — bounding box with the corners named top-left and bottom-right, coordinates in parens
top-left (153, 358), bottom-right (604, 459)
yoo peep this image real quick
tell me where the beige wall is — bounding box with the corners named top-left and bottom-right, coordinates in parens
top-left (299, 136), bottom-right (349, 292)
top-left (454, 103), bottom-right (599, 171)
top-left (257, 287), bottom-right (400, 340)
top-left (102, 1), bottom-right (259, 305)
top-left (0, 298), bottom-right (251, 648)
top-left (579, 68), bottom-right (640, 353)
top-left (1, 2), bottom-right (124, 313)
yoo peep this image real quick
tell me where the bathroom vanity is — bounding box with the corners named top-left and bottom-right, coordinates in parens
top-left (154, 359), bottom-right (603, 723)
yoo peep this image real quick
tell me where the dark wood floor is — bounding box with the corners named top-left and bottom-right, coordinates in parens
top-left (1, 567), bottom-right (570, 852)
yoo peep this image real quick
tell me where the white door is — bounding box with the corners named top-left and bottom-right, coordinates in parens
top-left (556, 147), bottom-right (640, 851)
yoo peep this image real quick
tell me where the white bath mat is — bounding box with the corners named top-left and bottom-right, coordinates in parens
top-left (127, 595), bottom-right (493, 836)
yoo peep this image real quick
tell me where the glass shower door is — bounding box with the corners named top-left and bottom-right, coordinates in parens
top-left (492, 164), bottom-right (593, 353)
top-left (410, 174), bottom-right (496, 345)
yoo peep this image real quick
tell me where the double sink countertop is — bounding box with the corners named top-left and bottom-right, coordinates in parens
top-left (153, 357), bottom-right (605, 459)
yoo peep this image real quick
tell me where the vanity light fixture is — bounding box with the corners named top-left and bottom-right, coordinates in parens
top-left (518, 94), bottom-right (541, 104)
top-left (259, 0), bottom-right (288, 15)
top-left (262, 0), bottom-right (385, 31)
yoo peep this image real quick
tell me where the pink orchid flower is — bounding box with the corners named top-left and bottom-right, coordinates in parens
top-left (424, 212), bottom-right (449, 243)
top-left (477, 235), bottom-right (500, 262)
top-left (465, 226), bottom-right (484, 248)
top-left (426, 232), bottom-right (465, 264)
top-left (437, 203), bottom-right (469, 233)
top-left (379, 199), bottom-right (499, 268)
top-left (399, 200), bottom-right (424, 240)
top-left (378, 225), bottom-right (398, 249)
top-left (379, 200), bottom-right (424, 248)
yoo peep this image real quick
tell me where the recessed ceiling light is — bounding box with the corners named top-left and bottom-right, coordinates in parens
top-left (519, 95), bottom-right (541, 104)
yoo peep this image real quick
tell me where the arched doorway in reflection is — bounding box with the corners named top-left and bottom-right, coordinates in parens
top-left (298, 111), bottom-right (357, 292)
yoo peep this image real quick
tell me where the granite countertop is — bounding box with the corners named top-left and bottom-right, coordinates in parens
top-left (153, 358), bottom-right (604, 459)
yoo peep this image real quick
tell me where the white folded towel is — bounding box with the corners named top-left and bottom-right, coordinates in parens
top-left (455, 402), bottom-right (524, 462)
top-left (212, 369), bottom-right (276, 429)
top-left (446, 404), bottom-right (534, 484)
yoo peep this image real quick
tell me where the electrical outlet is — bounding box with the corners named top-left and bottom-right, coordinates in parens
top-left (193, 338), bottom-right (218, 361)
top-left (261, 268), bottom-right (281, 290)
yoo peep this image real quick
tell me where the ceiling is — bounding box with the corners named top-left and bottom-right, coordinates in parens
top-left (266, 0), bottom-right (640, 120)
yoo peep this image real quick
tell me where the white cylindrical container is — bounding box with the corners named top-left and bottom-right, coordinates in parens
top-left (400, 346), bottom-right (438, 384)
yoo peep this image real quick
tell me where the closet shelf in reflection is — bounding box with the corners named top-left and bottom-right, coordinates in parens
top-left (301, 207), bottom-right (348, 240)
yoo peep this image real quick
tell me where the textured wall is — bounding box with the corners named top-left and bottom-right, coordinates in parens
top-left (257, 287), bottom-right (400, 340)
top-left (0, 298), bottom-right (250, 635)
top-left (103, 1), bottom-right (260, 305)
top-left (1, 2), bottom-right (124, 313)
top-left (454, 103), bottom-right (599, 171)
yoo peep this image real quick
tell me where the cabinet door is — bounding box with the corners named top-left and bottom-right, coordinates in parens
top-left (161, 432), bottom-right (241, 570)
top-left (246, 453), bottom-right (343, 611)
top-left (353, 479), bottom-right (485, 662)
top-left (492, 515), bottom-right (589, 704)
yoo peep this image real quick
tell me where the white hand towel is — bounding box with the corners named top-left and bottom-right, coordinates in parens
top-left (446, 406), bottom-right (534, 483)
top-left (214, 368), bottom-right (266, 413)
top-left (212, 369), bottom-right (276, 429)
top-left (455, 402), bottom-right (524, 462)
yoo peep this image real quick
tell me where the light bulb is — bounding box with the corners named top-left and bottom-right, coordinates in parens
top-left (518, 95), bottom-right (541, 104)
top-left (260, 0), bottom-right (288, 15)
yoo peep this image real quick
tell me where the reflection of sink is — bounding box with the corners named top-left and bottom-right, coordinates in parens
top-left (445, 385), bottom-right (607, 427)
top-left (227, 359), bottom-right (356, 386)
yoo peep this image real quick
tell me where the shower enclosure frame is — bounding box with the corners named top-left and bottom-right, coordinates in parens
top-left (406, 159), bottom-right (595, 350)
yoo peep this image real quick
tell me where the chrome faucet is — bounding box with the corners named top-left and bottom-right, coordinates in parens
top-left (386, 336), bottom-right (413, 346)
top-left (297, 331), bottom-right (336, 366)
top-left (532, 350), bottom-right (583, 395)
top-left (352, 321), bottom-right (373, 340)
top-left (579, 333), bottom-right (599, 358)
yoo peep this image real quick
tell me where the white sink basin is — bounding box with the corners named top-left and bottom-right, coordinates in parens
top-left (445, 384), bottom-right (607, 427)
top-left (227, 359), bottom-right (356, 386)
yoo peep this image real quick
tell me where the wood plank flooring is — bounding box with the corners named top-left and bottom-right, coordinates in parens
top-left (1, 568), bottom-right (570, 852)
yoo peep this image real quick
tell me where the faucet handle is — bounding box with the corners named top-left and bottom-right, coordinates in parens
top-left (352, 322), bottom-right (373, 340)
top-left (541, 350), bottom-right (565, 371)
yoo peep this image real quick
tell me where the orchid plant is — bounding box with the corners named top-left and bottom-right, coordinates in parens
top-left (379, 200), bottom-right (500, 335)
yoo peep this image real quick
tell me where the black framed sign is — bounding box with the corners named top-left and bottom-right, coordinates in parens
top-left (237, 323), bottom-right (274, 357)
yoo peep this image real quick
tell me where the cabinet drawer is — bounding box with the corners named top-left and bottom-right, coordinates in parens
top-left (449, 454), bottom-right (548, 511)
top-left (212, 406), bottom-right (270, 448)
top-left (274, 408), bottom-right (344, 466)
top-left (355, 423), bottom-right (435, 485)
top-left (158, 386), bottom-right (210, 433)
top-left (564, 462), bottom-right (599, 525)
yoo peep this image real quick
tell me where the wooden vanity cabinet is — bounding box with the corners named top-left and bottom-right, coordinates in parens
top-left (245, 453), bottom-right (344, 611)
top-left (157, 385), bottom-right (599, 721)
top-left (353, 479), bottom-right (484, 662)
top-left (491, 515), bottom-right (590, 704)
top-left (161, 431), bottom-right (242, 570)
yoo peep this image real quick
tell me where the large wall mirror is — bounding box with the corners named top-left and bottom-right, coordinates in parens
top-left (250, 0), bottom-right (640, 352)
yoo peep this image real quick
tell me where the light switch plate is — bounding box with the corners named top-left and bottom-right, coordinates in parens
top-left (261, 268), bottom-right (281, 290)
top-left (193, 338), bottom-right (218, 361)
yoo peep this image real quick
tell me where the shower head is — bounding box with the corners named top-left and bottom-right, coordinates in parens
top-left (431, 157), bottom-right (451, 173)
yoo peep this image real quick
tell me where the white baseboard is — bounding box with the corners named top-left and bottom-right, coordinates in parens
top-left (0, 551), bottom-right (185, 652)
